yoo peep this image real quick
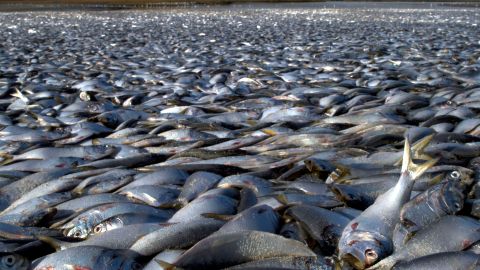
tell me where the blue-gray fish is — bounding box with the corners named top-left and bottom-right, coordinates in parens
top-left (31, 246), bottom-right (141, 270)
top-left (338, 139), bottom-right (437, 269)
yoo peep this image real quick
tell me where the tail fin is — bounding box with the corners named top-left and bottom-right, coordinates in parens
top-left (395, 134), bottom-right (434, 166)
top-left (401, 138), bottom-right (438, 180)
top-left (0, 155), bottom-right (14, 166)
top-left (411, 134), bottom-right (434, 160)
top-left (154, 259), bottom-right (179, 270)
top-left (170, 199), bottom-right (188, 210)
top-left (11, 88), bottom-right (29, 103)
top-left (35, 235), bottom-right (68, 251)
top-left (200, 213), bottom-right (234, 221)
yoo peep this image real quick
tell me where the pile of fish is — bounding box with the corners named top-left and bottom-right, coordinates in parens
top-left (0, 2), bottom-right (480, 269)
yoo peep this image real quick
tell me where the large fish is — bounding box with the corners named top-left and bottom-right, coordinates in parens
top-left (170, 230), bottom-right (316, 269)
top-left (338, 139), bottom-right (437, 269)
top-left (31, 246), bottom-right (142, 270)
top-left (371, 215), bottom-right (480, 269)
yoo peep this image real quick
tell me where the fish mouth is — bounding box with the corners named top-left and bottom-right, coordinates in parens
top-left (341, 247), bottom-right (379, 270)
top-left (342, 252), bottom-right (366, 270)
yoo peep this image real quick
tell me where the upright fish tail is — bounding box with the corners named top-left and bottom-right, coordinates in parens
top-left (395, 134), bottom-right (434, 166)
top-left (401, 138), bottom-right (438, 181)
top-left (410, 134), bottom-right (434, 160)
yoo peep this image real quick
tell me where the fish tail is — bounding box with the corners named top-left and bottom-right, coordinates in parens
top-left (171, 199), bottom-right (187, 210)
top-left (11, 88), bottom-right (29, 103)
top-left (71, 185), bottom-right (84, 196)
top-left (35, 235), bottom-right (67, 251)
top-left (154, 259), bottom-right (180, 270)
top-left (401, 138), bottom-right (438, 181)
top-left (395, 134), bottom-right (434, 166)
top-left (411, 133), bottom-right (434, 160)
top-left (276, 193), bottom-right (289, 205)
top-left (200, 213), bottom-right (234, 221)
top-left (0, 155), bottom-right (14, 166)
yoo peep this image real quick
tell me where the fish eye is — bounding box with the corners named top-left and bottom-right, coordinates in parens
top-left (454, 202), bottom-right (461, 210)
top-left (2, 255), bottom-right (16, 266)
top-left (257, 208), bottom-right (266, 214)
top-left (364, 249), bottom-right (378, 262)
top-left (450, 171), bottom-right (460, 179)
top-left (93, 224), bottom-right (105, 234)
top-left (73, 231), bottom-right (82, 238)
top-left (131, 262), bottom-right (143, 270)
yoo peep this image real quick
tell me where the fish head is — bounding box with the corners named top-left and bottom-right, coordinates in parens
top-left (447, 169), bottom-right (473, 187)
top-left (469, 157), bottom-right (480, 169)
top-left (0, 253), bottom-right (29, 270)
top-left (91, 216), bottom-right (123, 236)
top-left (96, 112), bottom-right (118, 127)
top-left (65, 225), bottom-right (89, 239)
top-left (440, 181), bottom-right (464, 214)
top-left (86, 145), bottom-right (117, 159)
top-left (339, 231), bottom-right (390, 270)
top-left (64, 216), bottom-right (98, 239)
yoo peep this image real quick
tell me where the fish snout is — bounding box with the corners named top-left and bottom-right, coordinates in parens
top-left (342, 247), bottom-right (379, 270)
top-left (340, 238), bottom-right (384, 270)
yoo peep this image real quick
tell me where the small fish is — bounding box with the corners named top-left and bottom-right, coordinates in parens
top-left (31, 246), bottom-right (142, 270)
top-left (175, 171), bottom-right (223, 206)
top-left (130, 219), bottom-right (225, 256)
top-left (60, 203), bottom-right (173, 239)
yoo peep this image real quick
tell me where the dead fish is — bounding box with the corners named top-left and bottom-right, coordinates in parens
top-left (224, 256), bottom-right (331, 270)
top-left (144, 250), bottom-right (185, 270)
top-left (38, 223), bottom-right (164, 250)
top-left (130, 219), bottom-right (225, 256)
top-left (285, 204), bottom-right (351, 255)
top-left (0, 192), bottom-right (72, 227)
top-left (0, 157), bottom-right (84, 172)
top-left (393, 179), bottom-right (464, 249)
top-left (338, 139), bottom-right (437, 269)
top-left (175, 171), bottom-right (223, 206)
top-left (119, 185), bottom-right (180, 208)
top-left (0, 169), bottom-right (73, 212)
top-left (370, 215), bottom-right (480, 270)
top-left (8, 145), bottom-right (116, 162)
top-left (391, 251), bottom-right (480, 270)
top-left (208, 205), bottom-right (280, 236)
top-left (31, 246), bottom-right (142, 270)
top-left (170, 230), bottom-right (316, 269)
top-left (89, 213), bottom-right (168, 235)
top-left (168, 194), bottom-right (237, 224)
top-left (118, 168), bottom-right (189, 191)
top-left (60, 203), bottom-right (174, 239)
